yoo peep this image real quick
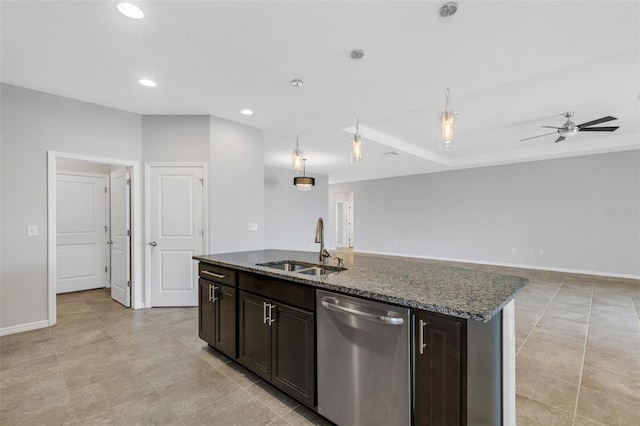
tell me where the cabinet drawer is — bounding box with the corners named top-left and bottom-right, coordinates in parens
top-left (199, 263), bottom-right (238, 286)
top-left (239, 272), bottom-right (314, 311)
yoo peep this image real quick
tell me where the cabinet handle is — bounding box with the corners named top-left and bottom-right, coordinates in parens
top-left (268, 304), bottom-right (276, 325)
top-left (208, 284), bottom-right (213, 302)
top-left (201, 270), bottom-right (226, 279)
top-left (419, 319), bottom-right (429, 355)
top-left (212, 286), bottom-right (219, 302)
top-left (263, 302), bottom-right (269, 324)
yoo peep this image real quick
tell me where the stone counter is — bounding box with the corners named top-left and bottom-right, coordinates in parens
top-left (193, 249), bottom-right (527, 322)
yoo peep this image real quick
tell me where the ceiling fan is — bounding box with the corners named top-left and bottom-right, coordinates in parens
top-left (521, 112), bottom-right (619, 143)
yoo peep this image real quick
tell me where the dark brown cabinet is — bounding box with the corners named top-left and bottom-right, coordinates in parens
top-left (198, 264), bottom-right (237, 359)
top-left (238, 272), bottom-right (315, 408)
top-left (414, 310), bottom-right (467, 426)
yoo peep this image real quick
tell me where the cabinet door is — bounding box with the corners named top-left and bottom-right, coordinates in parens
top-left (238, 291), bottom-right (271, 380)
top-left (414, 311), bottom-right (466, 426)
top-left (215, 284), bottom-right (237, 359)
top-left (271, 303), bottom-right (315, 408)
top-left (198, 279), bottom-right (216, 345)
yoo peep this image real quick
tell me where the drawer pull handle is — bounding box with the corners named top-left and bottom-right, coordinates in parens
top-left (202, 270), bottom-right (226, 279)
top-left (268, 304), bottom-right (276, 325)
top-left (419, 319), bottom-right (429, 355)
top-left (263, 302), bottom-right (268, 324)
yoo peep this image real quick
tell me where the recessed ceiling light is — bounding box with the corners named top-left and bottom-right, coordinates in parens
top-left (240, 109), bottom-right (254, 116)
top-left (139, 79), bottom-right (157, 87)
top-left (117, 3), bottom-right (144, 19)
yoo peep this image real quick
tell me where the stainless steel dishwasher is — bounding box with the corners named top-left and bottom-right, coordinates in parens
top-left (316, 289), bottom-right (410, 426)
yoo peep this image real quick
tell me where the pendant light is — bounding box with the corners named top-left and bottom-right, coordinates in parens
top-left (293, 158), bottom-right (315, 191)
top-left (350, 49), bottom-right (364, 164)
top-left (291, 79), bottom-right (304, 173)
top-left (439, 2), bottom-right (458, 150)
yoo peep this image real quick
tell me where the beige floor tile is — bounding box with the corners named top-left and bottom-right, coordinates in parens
top-left (516, 333), bottom-right (585, 384)
top-left (576, 385), bottom-right (640, 425)
top-left (516, 367), bottom-right (579, 412)
top-left (573, 415), bottom-right (607, 425)
top-left (182, 389), bottom-right (279, 426)
top-left (245, 381), bottom-right (300, 417)
top-left (68, 371), bottom-right (158, 419)
top-left (155, 368), bottom-right (242, 418)
top-left (216, 359), bottom-right (263, 389)
top-left (580, 364), bottom-right (640, 403)
top-left (0, 390), bottom-right (76, 425)
top-left (515, 394), bottom-right (574, 426)
top-left (282, 405), bottom-right (335, 426)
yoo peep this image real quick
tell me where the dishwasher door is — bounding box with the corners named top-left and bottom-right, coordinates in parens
top-left (316, 290), bottom-right (410, 426)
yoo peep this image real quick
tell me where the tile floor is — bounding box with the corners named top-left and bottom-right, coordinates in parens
top-left (1, 265), bottom-right (639, 425)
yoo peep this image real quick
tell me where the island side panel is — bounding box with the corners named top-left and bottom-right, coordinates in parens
top-left (467, 311), bottom-right (502, 425)
top-left (502, 300), bottom-right (516, 426)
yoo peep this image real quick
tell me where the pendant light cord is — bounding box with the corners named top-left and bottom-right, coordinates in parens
top-left (355, 57), bottom-right (360, 135)
top-left (295, 85), bottom-right (300, 151)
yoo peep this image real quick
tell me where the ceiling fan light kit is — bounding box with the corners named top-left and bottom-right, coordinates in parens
top-left (521, 111), bottom-right (619, 143)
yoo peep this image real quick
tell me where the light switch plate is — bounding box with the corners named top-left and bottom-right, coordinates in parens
top-left (27, 225), bottom-right (38, 237)
top-left (247, 223), bottom-right (258, 231)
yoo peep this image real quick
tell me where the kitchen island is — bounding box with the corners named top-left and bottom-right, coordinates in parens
top-left (193, 250), bottom-right (528, 425)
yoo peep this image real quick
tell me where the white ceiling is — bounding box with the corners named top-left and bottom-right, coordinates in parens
top-left (2, 1), bottom-right (639, 183)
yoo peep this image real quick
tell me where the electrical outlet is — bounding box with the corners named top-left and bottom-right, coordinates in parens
top-left (511, 248), bottom-right (517, 253)
top-left (539, 249), bottom-right (544, 255)
top-left (247, 223), bottom-right (258, 231)
top-left (529, 248), bottom-right (534, 254)
top-left (27, 225), bottom-right (38, 237)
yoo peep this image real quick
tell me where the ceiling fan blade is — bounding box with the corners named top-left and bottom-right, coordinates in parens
top-left (577, 116), bottom-right (617, 128)
top-left (520, 131), bottom-right (558, 142)
top-left (541, 126), bottom-right (563, 129)
top-left (579, 126), bottom-right (619, 132)
top-left (554, 136), bottom-right (566, 143)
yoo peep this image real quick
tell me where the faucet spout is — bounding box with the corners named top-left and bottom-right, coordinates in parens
top-left (315, 217), bottom-right (331, 265)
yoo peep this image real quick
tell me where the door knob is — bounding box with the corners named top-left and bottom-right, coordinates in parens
top-left (149, 241), bottom-right (157, 247)
top-left (106, 240), bottom-right (113, 245)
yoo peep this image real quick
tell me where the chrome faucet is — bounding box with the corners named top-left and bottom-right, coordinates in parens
top-left (314, 217), bottom-right (331, 265)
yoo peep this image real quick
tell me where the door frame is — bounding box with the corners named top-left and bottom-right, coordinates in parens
top-left (47, 151), bottom-right (142, 327)
top-left (144, 162), bottom-right (208, 307)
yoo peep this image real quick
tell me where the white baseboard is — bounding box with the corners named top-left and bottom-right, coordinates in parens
top-left (353, 249), bottom-right (640, 280)
top-left (0, 320), bottom-right (50, 337)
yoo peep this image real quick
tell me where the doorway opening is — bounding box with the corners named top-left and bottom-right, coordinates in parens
top-left (334, 192), bottom-right (354, 249)
top-left (47, 151), bottom-right (141, 327)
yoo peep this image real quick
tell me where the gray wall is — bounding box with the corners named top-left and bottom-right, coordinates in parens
top-left (264, 166), bottom-right (330, 251)
top-left (330, 151), bottom-right (640, 277)
top-left (209, 117), bottom-right (265, 253)
top-left (142, 115), bottom-right (210, 162)
top-left (0, 84), bottom-right (142, 329)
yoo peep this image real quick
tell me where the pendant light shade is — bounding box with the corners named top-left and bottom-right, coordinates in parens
top-left (293, 158), bottom-right (315, 191)
top-left (350, 49), bottom-right (364, 165)
top-left (440, 88), bottom-right (455, 149)
top-left (351, 118), bottom-right (363, 164)
top-left (291, 79), bottom-right (304, 173)
top-left (439, 2), bottom-right (458, 150)
top-left (292, 140), bottom-right (303, 173)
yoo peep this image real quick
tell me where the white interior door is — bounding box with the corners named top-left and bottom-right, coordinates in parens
top-left (56, 173), bottom-right (108, 293)
top-left (110, 168), bottom-right (131, 307)
top-left (148, 165), bottom-right (204, 307)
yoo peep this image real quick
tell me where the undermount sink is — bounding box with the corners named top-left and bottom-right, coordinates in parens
top-left (257, 260), bottom-right (347, 276)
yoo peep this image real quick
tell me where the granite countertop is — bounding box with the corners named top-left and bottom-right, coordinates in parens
top-left (193, 249), bottom-right (528, 322)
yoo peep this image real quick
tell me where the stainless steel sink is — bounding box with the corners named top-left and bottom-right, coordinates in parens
top-left (257, 260), bottom-right (347, 276)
